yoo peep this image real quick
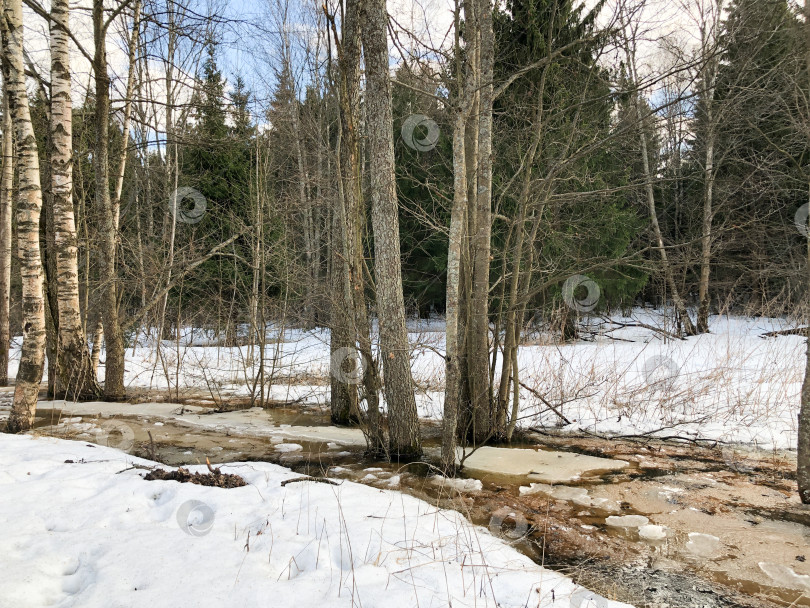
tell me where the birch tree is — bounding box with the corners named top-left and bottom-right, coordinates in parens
top-left (50, 0), bottom-right (101, 399)
top-left (3, 0), bottom-right (47, 431)
top-left (0, 81), bottom-right (11, 387)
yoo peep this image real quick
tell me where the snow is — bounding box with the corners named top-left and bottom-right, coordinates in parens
top-left (274, 443), bottom-right (303, 452)
top-left (518, 483), bottom-right (620, 512)
top-left (605, 515), bottom-right (650, 528)
top-left (684, 532), bottom-right (723, 558)
top-left (759, 562), bottom-right (810, 593)
top-left (637, 525), bottom-right (668, 541)
top-left (430, 475), bottom-right (484, 493)
top-left (0, 310), bottom-right (803, 450)
top-left (0, 434), bottom-right (633, 608)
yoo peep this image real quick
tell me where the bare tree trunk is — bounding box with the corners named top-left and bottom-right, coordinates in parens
top-left (90, 320), bottom-right (103, 375)
top-left (496, 56), bottom-right (550, 439)
top-left (0, 88), bottom-right (12, 386)
top-left (50, 0), bottom-right (100, 400)
top-left (329, 159), bottom-right (359, 424)
top-left (800, 276), bottom-right (810, 503)
top-left (442, 0), bottom-right (477, 471)
top-left (328, 0), bottom-right (361, 426)
top-left (797, 0), bottom-right (810, 505)
top-left (3, 0), bottom-right (46, 430)
top-left (697, 126), bottom-right (715, 334)
top-left (112, 0), bottom-right (141, 221)
top-left (94, 0), bottom-right (126, 399)
top-left (360, 0), bottom-right (421, 459)
top-left (465, 0), bottom-right (495, 443)
top-left (623, 37), bottom-right (696, 337)
top-left (696, 3), bottom-right (721, 335)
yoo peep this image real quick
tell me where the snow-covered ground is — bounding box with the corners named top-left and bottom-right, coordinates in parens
top-left (4, 310), bottom-right (803, 449)
top-left (0, 434), bottom-right (630, 607)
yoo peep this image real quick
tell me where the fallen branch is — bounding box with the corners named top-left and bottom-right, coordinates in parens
top-left (518, 382), bottom-right (572, 425)
top-left (598, 315), bottom-right (685, 341)
top-left (760, 327), bottom-right (809, 338)
top-left (280, 476), bottom-right (340, 487)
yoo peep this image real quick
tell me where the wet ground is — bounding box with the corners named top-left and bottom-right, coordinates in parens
top-left (16, 393), bottom-right (810, 608)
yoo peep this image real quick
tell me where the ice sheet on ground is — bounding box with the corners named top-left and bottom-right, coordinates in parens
top-left (274, 443), bottom-right (303, 452)
top-left (460, 446), bottom-right (628, 483)
top-left (430, 475), bottom-right (484, 493)
top-left (685, 532), bottom-right (723, 558)
top-left (638, 524), bottom-right (667, 540)
top-left (40, 399), bottom-right (367, 447)
top-left (519, 483), bottom-right (620, 512)
top-left (759, 563), bottom-right (810, 592)
top-left (606, 515), bottom-right (650, 528)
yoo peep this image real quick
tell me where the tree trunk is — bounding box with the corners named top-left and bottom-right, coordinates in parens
top-left (0, 88), bottom-right (12, 386)
top-left (360, 0), bottom-right (421, 459)
top-left (92, 0), bottom-right (126, 399)
top-left (3, 0), bottom-right (47, 430)
top-left (94, 0), bottom-right (126, 400)
top-left (797, 0), bottom-right (810, 505)
top-left (336, 0), bottom-right (384, 450)
top-left (329, 145), bottom-right (359, 424)
top-left (51, 0), bottom-right (100, 400)
top-left (800, 314), bottom-right (810, 504)
top-left (465, 0), bottom-right (495, 444)
top-left (697, 11), bottom-right (720, 335)
top-left (112, 0), bottom-right (141, 221)
top-left (442, 0), bottom-right (478, 471)
top-left (696, 125), bottom-right (714, 334)
top-left (625, 43), bottom-right (696, 337)
top-left (329, 0), bottom-right (362, 427)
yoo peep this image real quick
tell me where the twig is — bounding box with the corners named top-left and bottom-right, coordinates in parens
top-left (518, 381), bottom-right (572, 425)
top-left (280, 476), bottom-right (340, 487)
top-left (760, 327), bottom-right (809, 338)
